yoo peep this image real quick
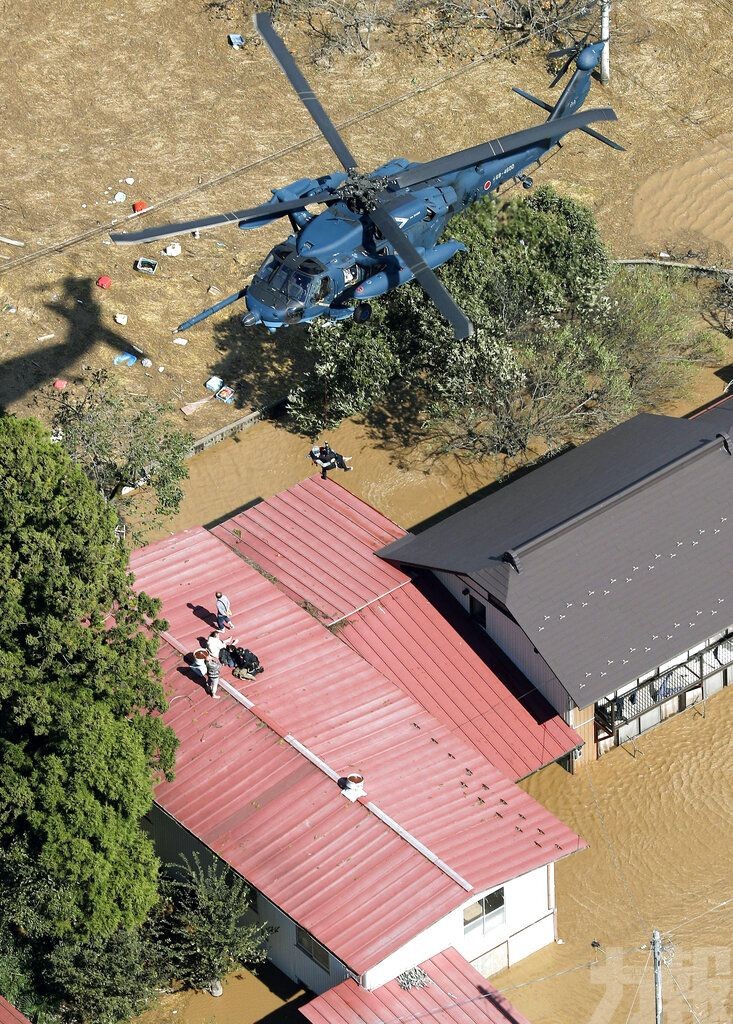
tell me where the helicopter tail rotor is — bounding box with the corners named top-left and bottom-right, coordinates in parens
top-left (548, 30), bottom-right (598, 87)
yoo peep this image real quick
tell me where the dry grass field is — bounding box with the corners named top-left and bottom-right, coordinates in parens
top-left (3, 0), bottom-right (733, 440)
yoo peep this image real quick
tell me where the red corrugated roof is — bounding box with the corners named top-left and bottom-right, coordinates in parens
top-left (300, 948), bottom-right (531, 1024)
top-left (339, 582), bottom-right (580, 780)
top-left (131, 528), bottom-right (585, 975)
top-left (0, 997), bottom-right (31, 1024)
top-left (211, 477), bottom-right (409, 623)
top-left (213, 478), bottom-right (580, 779)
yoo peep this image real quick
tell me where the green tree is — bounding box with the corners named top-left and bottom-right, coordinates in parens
top-left (45, 921), bottom-right (171, 1024)
top-left (0, 415), bottom-right (177, 945)
top-left (287, 186), bottom-right (719, 456)
top-left (39, 369), bottom-right (192, 528)
top-left (164, 853), bottom-right (269, 991)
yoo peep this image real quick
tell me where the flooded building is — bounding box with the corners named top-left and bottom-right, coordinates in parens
top-left (130, 494), bottom-right (587, 1022)
top-left (381, 404), bottom-right (733, 765)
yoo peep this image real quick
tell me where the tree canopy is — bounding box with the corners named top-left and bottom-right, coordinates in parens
top-left (288, 186), bottom-right (719, 457)
top-left (39, 369), bottom-right (192, 533)
top-left (0, 415), bottom-right (177, 944)
top-left (163, 852), bottom-right (270, 991)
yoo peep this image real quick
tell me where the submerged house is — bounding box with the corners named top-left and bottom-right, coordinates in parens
top-left (130, 483), bottom-right (588, 1022)
top-left (381, 403), bottom-right (733, 764)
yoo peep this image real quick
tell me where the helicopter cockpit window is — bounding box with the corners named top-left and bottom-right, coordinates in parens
top-left (256, 253), bottom-right (278, 282)
top-left (315, 277), bottom-right (330, 303)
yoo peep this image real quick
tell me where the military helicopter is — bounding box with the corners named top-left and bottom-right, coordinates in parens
top-left (110, 16), bottom-right (623, 340)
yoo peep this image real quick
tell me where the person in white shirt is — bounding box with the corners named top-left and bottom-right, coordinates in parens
top-left (207, 630), bottom-right (238, 666)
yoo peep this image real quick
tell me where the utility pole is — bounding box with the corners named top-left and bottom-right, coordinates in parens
top-left (652, 929), bottom-right (663, 1024)
top-left (600, 1), bottom-right (611, 84)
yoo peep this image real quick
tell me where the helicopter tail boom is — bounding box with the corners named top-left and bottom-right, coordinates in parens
top-left (512, 87), bottom-right (625, 152)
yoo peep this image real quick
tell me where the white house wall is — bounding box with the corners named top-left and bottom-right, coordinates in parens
top-left (363, 863), bottom-right (555, 988)
top-left (257, 895), bottom-right (350, 994)
top-left (144, 805), bottom-right (349, 993)
top-left (433, 571), bottom-right (571, 717)
top-left (146, 805), bottom-right (556, 991)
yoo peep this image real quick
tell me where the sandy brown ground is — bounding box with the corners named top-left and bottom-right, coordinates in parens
top-left (3, 0), bottom-right (733, 440)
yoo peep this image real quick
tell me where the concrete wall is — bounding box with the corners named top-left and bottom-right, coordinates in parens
top-left (363, 863), bottom-right (555, 988)
top-left (433, 571), bottom-right (572, 717)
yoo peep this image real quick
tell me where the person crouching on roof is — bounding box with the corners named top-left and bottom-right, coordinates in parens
top-left (192, 648), bottom-right (208, 680)
top-left (207, 629), bottom-right (239, 668)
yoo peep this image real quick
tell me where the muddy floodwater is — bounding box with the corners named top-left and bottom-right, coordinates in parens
top-left (148, 414), bottom-right (511, 540)
top-left (137, 963), bottom-right (308, 1024)
top-left (136, 691), bottom-right (733, 1024)
top-left (502, 690), bottom-right (733, 1023)
top-left (149, 349), bottom-right (732, 544)
top-left (138, 364), bottom-right (733, 1024)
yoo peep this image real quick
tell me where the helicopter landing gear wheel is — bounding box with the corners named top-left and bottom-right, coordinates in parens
top-left (353, 302), bottom-right (372, 324)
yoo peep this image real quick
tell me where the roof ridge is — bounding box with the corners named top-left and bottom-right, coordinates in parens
top-left (509, 434), bottom-right (731, 565)
top-left (159, 634), bottom-right (473, 894)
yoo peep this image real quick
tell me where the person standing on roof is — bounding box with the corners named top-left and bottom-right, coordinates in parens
top-left (215, 591), bottom-right (234, 630)
top-left (206, 655), bottom-right (222, 699)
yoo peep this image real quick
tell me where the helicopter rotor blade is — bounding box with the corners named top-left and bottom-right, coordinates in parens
top-left (391, 108), bottom-right (617, 190)
top-left (109, 190), bottom-right (338, 245)
top-left (368, 204), bottom-right (473, 340)
top-left (549, 53), bottom-right (576, 88)
top-left (254, 13), bottom-right (358, 172)
top-left (547, 45), bottom-right (577, 58)
top-left (548, 29), bottom-right (593, 87)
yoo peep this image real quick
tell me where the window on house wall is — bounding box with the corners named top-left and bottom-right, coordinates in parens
top-left (469, 595), bottom-right (486, 628)
top-left (463, 888), bottom-right (505, 937)
top-left (295, 925), bottom-right (330, 972)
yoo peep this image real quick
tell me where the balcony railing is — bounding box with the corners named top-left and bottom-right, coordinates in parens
top-left (597, 635), bottom-right (732, 731)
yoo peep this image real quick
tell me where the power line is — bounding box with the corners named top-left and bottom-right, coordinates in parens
top-left (665, 962), bottom-right (705, 1024)
top-left (623, 946), bottom-right (652, 1024)
top-left (329, 943), bottom-right (647, 1024)
top-left (663, 896), bottom-right (733, 938)
top-left (0, 0), bottom-right (598, 277)
top-left (497, 942), bottom-right (646, 994)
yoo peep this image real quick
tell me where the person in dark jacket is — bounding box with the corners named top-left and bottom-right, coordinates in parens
top-left (307, 442), bottom-right (352, 480)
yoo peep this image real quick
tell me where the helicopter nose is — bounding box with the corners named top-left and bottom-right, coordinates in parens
top-left (284, 305), bottom-right (304, 324)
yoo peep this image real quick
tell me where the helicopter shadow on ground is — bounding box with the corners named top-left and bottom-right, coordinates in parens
top-left (210, 313), bottom-right (314, 412)
top-left (0, 276), bottom-right (134, 411)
